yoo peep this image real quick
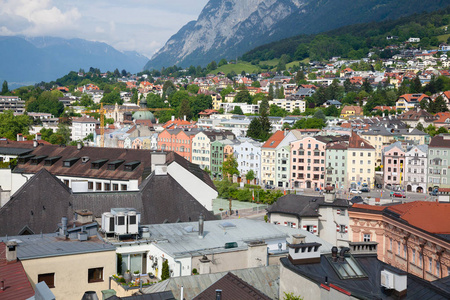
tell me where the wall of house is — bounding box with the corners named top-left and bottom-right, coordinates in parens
top-left (404, 146), bottom-right (427, 193)
top-left (279, 263), bottom-right (320, 300)
top-left (318, 205), bottom-right (349, 247)
top-left (269, 212), bottom-right (299, 228)
top-left (167, 162), bottom-right (217, 211)
top-left (349, 210), bottom-right (450, 281)
top-left (347, 148), bottom-right (375, 189)
top-left (275, 146), bottom-right (291, 188)
top-left (146, 244), bottom-right (192, 278)
top-left (383, 146), bottom-right (405, 188)
top-left (192, 133), bottom-right (211, 170)
top-left (22, 250), bottom-right (116, 300)
top-left (261, 148), bottom-right (276, 186)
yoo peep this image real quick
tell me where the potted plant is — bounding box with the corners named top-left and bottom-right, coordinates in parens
top-left (124, 270), bottom-right (131, 283)
top-left (133, 270), bottom-right (140, 280)
top-left (148, 272), bottom-right (155, 279)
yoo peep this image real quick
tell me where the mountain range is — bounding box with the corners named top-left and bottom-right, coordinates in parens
top-left (0, 36), bottom-right (148, 89)
top-left (144, 0), bottom-right (450, 70)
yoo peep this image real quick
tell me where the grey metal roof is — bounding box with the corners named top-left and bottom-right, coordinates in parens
top-left (0, 233), bottom-right (115, 260)
top-left (143, 219), bottom-right (331, 258)
top-left (143, 265), bottom-right (280, 300)
top-left (0, 147), bottom-right (33, 156)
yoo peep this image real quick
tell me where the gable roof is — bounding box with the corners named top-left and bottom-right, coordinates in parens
top-left (262, 130), bottom-right (285, 149)
top-left (268, 194), bottom-right (348, 219)
top-left (0, 168), bottom-right (73, 236)
top-left (399, 93), bottom-right (430, 103)
top-left (193, 272), bottom-right (271, 300)
top-left (429, 134), bottom-right (450, 148)
top-left (0, 170), bottom-right (216, 236)
top-left (0, 242), bottom-right (35, 300)
top-left (144, 265), bottom-right (280, 300)
top-left (341, 105), bottom-right (363, 115)
top-left (348, 131), bottom-right (374, 150)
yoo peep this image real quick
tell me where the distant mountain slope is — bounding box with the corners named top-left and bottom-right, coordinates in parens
top-left (144, 0), bottom-right (450, 70)
top-left (0, 36), bottom-right (148, 88)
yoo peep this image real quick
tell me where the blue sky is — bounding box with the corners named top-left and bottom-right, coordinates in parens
top-left (0, 0), bottom-right (209, 58)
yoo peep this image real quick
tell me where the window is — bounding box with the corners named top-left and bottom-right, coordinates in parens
top-left (38, 273), bottom-right (55, 288)
top-left (363, 234), bottom-right (371, 242)
top-left (429, 257), bottom-right (432, 272)
top-left (88, 267), bottom-right (103, 283)
top-left (64, 179), bottom-right (69, 186)
top-left (397, 241), bottom-right (401, 254)
top-left (88, 181), bottom-right (93, 190)
top-left (113, 184), bottom-right (119, 191)
top-left (419, 253), bottom-right (423, 267)
top-left (403, 245), bottom-right (407, 258)
top-left (96, 182), bottom-right (102, 190)
top-left (390, 238), bottom-right (392, 251)
top-left (436, 261), bottom-right (440, 276)
top-left (104, 183), bottom-right (111, 191)
top-left (412, 249), bottom-right (416, 264)
top-left (340, 225), bottom-right (347, 233)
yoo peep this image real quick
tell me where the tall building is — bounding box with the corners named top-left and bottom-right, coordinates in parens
top-left (404, 144), bottom-right (428, 193)
top-left (382, 141), bottom-right (405, 190)
top-left (347, 131), bottom-right (375, 189)
top-left (428, 134), bottom-right (450, 192)
top-left (234, 138), bottom-right (262, 184)
top-left (325, 141), bottom-right (348, 189)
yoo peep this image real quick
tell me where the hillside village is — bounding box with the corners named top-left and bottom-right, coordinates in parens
top-left (1, 39), bottom-right (450, 299)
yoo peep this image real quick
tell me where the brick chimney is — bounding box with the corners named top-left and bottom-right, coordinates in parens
top-left (5, 241), bottom-right (17, 262)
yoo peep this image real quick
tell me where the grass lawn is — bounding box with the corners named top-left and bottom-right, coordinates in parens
top-left (437, 33), bottom-right (450, 43)
top-left (213, 62), bottom-right (260, 75)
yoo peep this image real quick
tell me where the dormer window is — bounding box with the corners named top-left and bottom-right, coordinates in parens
top-left (30, 155), bottom-right (47, 165)
top-left (18, 155), bottom-right (34, 164)
top-left (107, 160), bottom-right (124, 170)
top-left (63, 157), bottom-right (79, 167)
top-left (44, 156), bottom-right (61, 166)
top-left (124, 161), bottom-right (140, 171)
top-left (91, 159), bottom-right (108, 170)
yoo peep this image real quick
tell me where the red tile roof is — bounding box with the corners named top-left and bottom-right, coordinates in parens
top-left (262, 130), bottom-right (285, 148)
top-left (0, 243), bottom-right (34, 300)
top-left (398, 94), bottom-right (429, 103)
top-left (348, 131), bottom-right (374, 149)
top-left (387, 201), bottom-right (450, 234)
top-left (352, 204), bottom-right (386, 211)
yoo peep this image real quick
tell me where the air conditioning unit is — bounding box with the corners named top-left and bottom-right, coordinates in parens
top-left (115, 212), bottom-right (128, 235)
top-left (127, 211), bottom-right (140, 234)
top-left (101, 213), bottom-right (115, 233)
top-left (381, 270), bottom-right (394, 289)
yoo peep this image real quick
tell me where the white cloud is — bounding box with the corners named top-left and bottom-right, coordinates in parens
top-left (0, 0), bottom-right (209, 58)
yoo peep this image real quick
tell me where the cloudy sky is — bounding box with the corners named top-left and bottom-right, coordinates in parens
top-left (0, 0), bottom-right (209, 58)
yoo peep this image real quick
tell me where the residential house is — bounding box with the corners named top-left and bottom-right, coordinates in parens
top-left (434, 112), bottom-right (450, 130)
top-left (261, 131), bottom-right (287, 187)
top-left (404, 145), bottom-right (428, 193)
top-left (360, 126), bottom-right (395, 167)
top-left (340, 105), bottom-right (364, 119)
top-left (325, 142), bottom-right (348, 189)
top-left (427, 134), bottom-right (450, 192)
top-left (279, 236), bottom-right (450, 299)
top-left (275, 145), bottom-right (291, 189)
top-left (0, 95), bottom-right (25, 114)
top-left (382, 141), bottom-right (406, 190)
top-left (440, 91), bottom-right (450, 110)
top-left (397, 109), bottom-right (438, 128)
top-left (0, 241), bottom-right (35, 300)
top-left (157, 128), bottom-right (199, 162)
top-left (71, 116), bottom-right (100, 142)
top-left (267, 192), bottom-right (349, 247)
top-left (0, 151), bottom-right (217, 237)
top-left (396, 94), bottom-right (430, 111)
top-left (349, 202), bottom-right (450, 282)
top-left (234, 138), bottom-right (262, 183)
top-left (323, 100), bottom-right (342, 109)
top-left (192, 130), bottom-right (234, 170)
top-left (0, 232), bottom-right (116, 300)
top-left (347, 131), bottom-right (375, 189)
top-left (268, 99), bottom-right (306, 113)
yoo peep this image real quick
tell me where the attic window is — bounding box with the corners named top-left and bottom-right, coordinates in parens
top-left (91, 159), bottom-right (108, 170)
top-left (224, 242), bottom-right (238, 249)
top-left (63, 157), bottom-right (80, 167)
top-left (124, 161), bottom-right (141, 171)
top-left (107, 160), bottom-right (124, 170)
top-left (44, 156), bottom-right (61, 166)
top-left (30, 155), bottom-right (47, 165)
top-left (18, 155), bottom-right (35, 164)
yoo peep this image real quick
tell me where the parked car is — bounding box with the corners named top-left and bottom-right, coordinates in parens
top-left (393, 193), bottom-right (406, 198)
top-left (360, 187), bottom-right (370, 193)
top-left (350, 189), bottom-right (362, 194)
top-left (429, 189), bottom-right (438, 196)
top-left (350, 196), bottom-right (364, 204)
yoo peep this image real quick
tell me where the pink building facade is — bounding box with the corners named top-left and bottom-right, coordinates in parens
top-left (349, 202), bottom-right (450, 281)
top-left (157, 129), bottom-right (196, 162)
top-left (290, 137), bottom-right (326, 189)
top-left (382, 142), bottom-right (405, 189)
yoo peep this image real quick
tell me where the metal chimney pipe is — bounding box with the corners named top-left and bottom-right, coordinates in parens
top-left (81, 291), bottom-right (98, 300)
top-left (1, 279), bottom-right (4, 291)
top-left (198, 213), bottom-right (204, 239)
top-left (215, 289), bottom-right (222, 300)
top-left (180, 285), bottom-right (184, 300)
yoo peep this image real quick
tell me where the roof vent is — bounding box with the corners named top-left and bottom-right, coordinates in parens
top-left (82, 156), bottom-right (90, 163)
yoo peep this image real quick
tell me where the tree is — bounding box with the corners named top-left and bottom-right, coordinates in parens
top-left (1, 80), bottom-right (9, 95)
top-left (268, 84), bottom-right (274, 100)
top-left (222, 154), bottom-right (239, 178)
top-left (26, 90), bottom-right (65, 117)
top-left (178, 98), bottom-right (192, 120)
top-left (259, 98), bottom-right (269, 116)
top-left (147, 93), bottom-right (166, 108)
top-left (415, 122), bottom-right (424, 131)
top-left (101, 91), bottom-right (122, 105)
top-left (80, 94), bottom-right (94, 107)
top-left (251, 81), bottom-right (261, 88)
top-left (284, 292), bottom-right (304, 300)
top-left (232, 106), bottom-right (244, 115)
top-left (410, 76), bottom-right (422, 93)
top-left (0, 111), bottom-right (31, 140)
top-left (218, 58), bottom-right (228, 67)
top-left (247, 118), bottom-right (262, 140)
top-left (313, 109), bottom-right (326, 122)
top-left (161, 260), bottom-right (170, 280)
top-left (220, 86), bottom-right (235, 98)
top-left (245, 169), bottom-right (255, 183)
top-left (235, 90), bottom-right (252, 104)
